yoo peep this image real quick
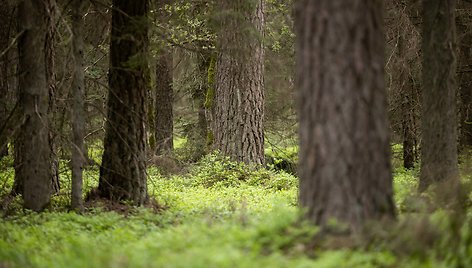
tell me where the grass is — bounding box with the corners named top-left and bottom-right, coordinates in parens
top-left (0, 149), bottom-right (471, 267)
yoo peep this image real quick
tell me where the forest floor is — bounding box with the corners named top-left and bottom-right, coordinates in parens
top-left (0, 147), bottom-right (471, 268)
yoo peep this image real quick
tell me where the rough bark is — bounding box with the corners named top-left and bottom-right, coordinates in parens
top-left (295, 0), bottom-right (395, 231)
top-left (154, 52), bottom-right (174, 155)
top-left (213, 0), bottom-right (265, 165)
top-left (419, 0), bottom-right (459, 191)
top-left (71, 0), bottom-right (86, 210)
top-left (15, 0), bottom-right (52, 211)
top-left (98, 0), bottom-right (149, 205)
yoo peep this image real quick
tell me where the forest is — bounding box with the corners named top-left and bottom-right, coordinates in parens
top-left (0, 0), bottom-right (471, 267)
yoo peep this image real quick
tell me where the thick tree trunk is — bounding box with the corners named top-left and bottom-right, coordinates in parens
top-left (154, 52), bottom-right (173, 155)
top-left (295, 0), bottom-right (395, 231)
top-left (15, 0), bottom-right (52, 211)
top-left (213, 0), bottom-right (265, 165)
top-left (419, 0), bottom-right (459, 191)
top-left (71, 0), bottom-right (86, 210)
top-left (98, 0), bottom-right (149, 205)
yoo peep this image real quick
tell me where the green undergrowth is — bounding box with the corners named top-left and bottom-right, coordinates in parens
top-left (0, 151), bottom-right (471, 267)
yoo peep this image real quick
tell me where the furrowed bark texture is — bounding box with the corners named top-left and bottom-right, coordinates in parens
top-left (213, 0), bottom-right (265, 165)
top-left (295, 0), bottom-right (395, 230)
top-left (419, 0), bottom-right (459, 191)
top-left (16, 0), bottom-right (52, 211)
top-left (98, 0), bottom-right (149, 205)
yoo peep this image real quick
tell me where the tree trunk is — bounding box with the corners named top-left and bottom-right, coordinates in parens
top-left (398, 34), bottom-right (416, 169)
top-left (213, 0), bottom-right (265, 165)
top-left (45, 0), bottom-right (60, 194)
top-left (457, 4), bottom-right (472, 149)
top-left (15, 0), bottom-right (52, 211)
top-left (295, 0), bottom-right (395, 231)
top-left (71, 0), bottom-right (86, 210)
top-left (154, 52), bottom-right (173, 155)
top-left (419, 0), bottom-right (459, 191)
top-left (98, 0), bottom-right (149, 205)
top-left (0, 0), bottom-right (13, 159)
top-left (190, 50), bottom-right (211, 160)
top-left (153, 0), bottom-right (174, 156)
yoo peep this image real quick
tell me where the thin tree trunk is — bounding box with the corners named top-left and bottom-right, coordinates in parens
top-left (45, 0), bottom-right (60, 194)
top-left (190, 50), bottom-right (211, 160)
top-left (457, 7), bottom-right (472, 149)
top-left (71, 0), bottom-right (86, 210)
top-left (98, 0), bottom-right (149, 205)
top-left (154, 0), bottom-right (174, 156)
top-left (295, 0), bottom-right (395, 231)
top-left (419, 0), bottom-right (459, 191)
top-left (398, 34), bottom-right (416, 169)
top-left (205, 54), bottom-right (216, 147)
top-left (0, 0), bottom-right (13, 159)
top-left (16, 0), bottom-right (52, 211)
top-left (155, 52), bottom-right (173, 155)
top-left (213, 0), bottom-right (265, 165)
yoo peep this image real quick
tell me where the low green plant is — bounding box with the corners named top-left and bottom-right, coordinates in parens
top-left (393, 167), bottom-right (420, 212)
top-left (265, 145), bottom-right (298, 175)
top-left (189, 152), bottom-right (297, 190)
top-left (0, 146), bottom-right (471, 268)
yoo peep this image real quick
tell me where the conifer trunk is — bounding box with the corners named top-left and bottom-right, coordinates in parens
top-left (0, 0), bottom-right (12, 159)
top-left (213, 0), bottom-right (265, 165)
top-left (419, 0), bottom-right (459, 191)
top-left (16, 0), bottom-right (52, 211)
top-left (98, 0), bottom-right (149, 204)
top-left (71, 0), bottom-right (86, 210)
top-left (295, 0), bottom-right (395, 231)
top-left (155, 52), bottom-right (173, 155)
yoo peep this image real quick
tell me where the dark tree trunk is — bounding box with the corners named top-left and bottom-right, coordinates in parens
top-left (0, 0), bottom-right (13, 159)
top-left (153, 0), bottom-right (174, 156)
top-left (98, 0), bottom-right (149, 205)
top-left (419, 0), bottom-right (459, 191)
top-left (457, 4), bottom-right (472, 149)
top-left (295, 0), bottom-right (395, 231)
top-left (71, 0), bottom-right (86, 210)
top-left (15, 0), bottom-right (52, 211)
top-left (213, 0), bottom-right (265, 165)
top-left (205, 55), bottom-right (216, 147)
top-left (45, 0), bottom-right (60, 194)
top-left (398, 34), bottom-right (416, 169)
top-left (190, 50), bottom-right (211, 160)
top-left (154, 52), bottom-right (173, 155)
